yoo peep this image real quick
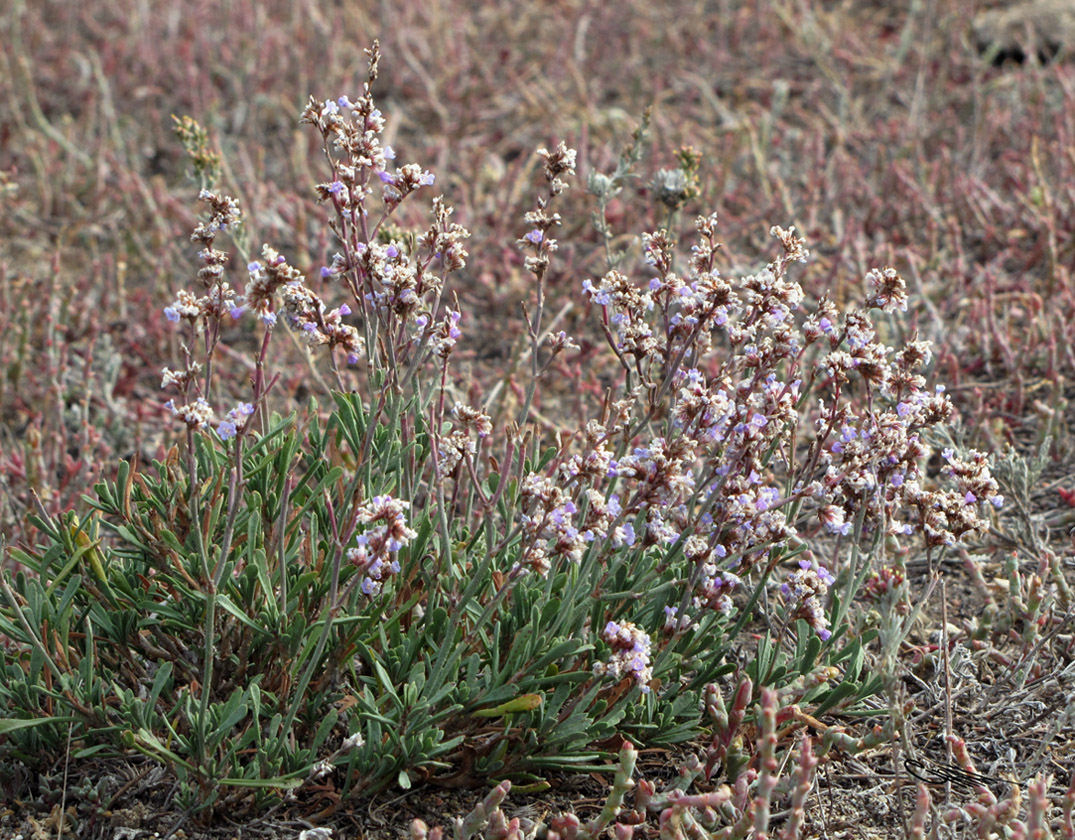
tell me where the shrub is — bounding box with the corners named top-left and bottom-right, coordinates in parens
top-left (0, 42), bottom-right (1001, 823)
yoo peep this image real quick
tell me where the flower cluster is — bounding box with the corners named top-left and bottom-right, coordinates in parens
top-left (378, 162), bottom-right (435, 208)
top-left (574, 216), bottom-right (1000, 639)
top-left (301, 48), bottom-right (434, 228)
top-left (217, 402), bottom-right (254, 440)
top-left (429, 309), bottom-right (462, 359)
top-left (594, 620), bottom-right (653, 692)
top-left (419, 197), bottom-right (470, 273)
top-left (437, 403), bottom-right (492, 474)
top-left (780, 556), bottom-right (836, 640)
top-left (279, 284), bottom-right (364, 364)
top-left (905, 448), bottom-right (1003, 548)
top-left (161, 362), bottom-right (202, 391)
top-left (190, 189), bottom-right (241, 253)
top-left (693, 559), bottom-right (740, 618)
top-left (240, 246), bottom-right (303, 327)
top-left (536, 142), bottom-right (577, 197)
top-left (611, 437), bottom-right (697, 511)
top-left (347, 495), bottom-right (417, 595)
top-left (164, 398), bottom-right (213, 430)
top-left (865, 266), bottom-right (909, 313)
top-left (513, 418), bottom-right (648, 579)
top-left (302, 64), bottom-right (395, 187)
top-left (299, 51), bottom-right (470, 383)
top-left (164, 282), bottom-right (242, 327)
top-left (514, 475), bottom-right (585, 576)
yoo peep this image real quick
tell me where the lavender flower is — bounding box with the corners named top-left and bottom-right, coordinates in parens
top-left (594, 620), bottom-right (653, 692)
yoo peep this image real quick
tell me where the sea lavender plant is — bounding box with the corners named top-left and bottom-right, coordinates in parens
top-left (0, 40), bottom-right (1004, 826)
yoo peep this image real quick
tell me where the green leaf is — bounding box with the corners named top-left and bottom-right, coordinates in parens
top-left (472, 693), bottom-right (543, 718)
top-left (214, 593), bottom-right (264, 635)
top-left (0, 716), bottom-right (76, 734)
top-left (813, 680), bottom-right (860, 716)
top-left (796, 621), bottom-right (822, 674)
top-left (218, 774), bottom-right (304, 789)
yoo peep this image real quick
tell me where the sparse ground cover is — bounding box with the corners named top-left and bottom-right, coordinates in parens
top-left (2, 1), bottom-right (1075, 838)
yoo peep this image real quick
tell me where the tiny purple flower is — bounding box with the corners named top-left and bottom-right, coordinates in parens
top-left (327, 180), bottom-right (345, 195)
top-left (524, 229), bottom-right (543, 245)
top-left (338, 303), bottom-right (351, 316)
top-left (164, 307), bottom-right (180, 323)
top-left (248, 261), bottom-right (261, 273)
top-left (320, 266), bottom-right (333, 279)
top-left (385, 245), bottom-right (399, 258)
top-left (378, 170), bottom-right (395, 184)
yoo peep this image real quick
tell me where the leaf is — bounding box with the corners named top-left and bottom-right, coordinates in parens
top-left (472, 693), bottom-right (543, 718)
top-left (215, 593), bottom-right (264, 635)
top-left (797, 624), bottom-right (822, 674)
top-left (218, 775), bottom-right (304, 790)
top-left (0, 716), bottom-right (76, 734)
top-left (813, 680), bottom-right (859, 716)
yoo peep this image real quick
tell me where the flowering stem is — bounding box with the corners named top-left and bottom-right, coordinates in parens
top-left (251, 323), bottom-right (274, 435)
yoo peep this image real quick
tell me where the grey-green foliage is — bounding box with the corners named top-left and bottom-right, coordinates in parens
top-left (0, 392), bottom-right (767, 816)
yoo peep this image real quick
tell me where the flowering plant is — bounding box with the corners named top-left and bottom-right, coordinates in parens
top-left (0, 42), bottom-right (1000, 822)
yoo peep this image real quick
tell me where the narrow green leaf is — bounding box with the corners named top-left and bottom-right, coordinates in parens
top-left (472, 693), bottom-right (543, 718)
top-left (0, 716), bottom-right (76, 734)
